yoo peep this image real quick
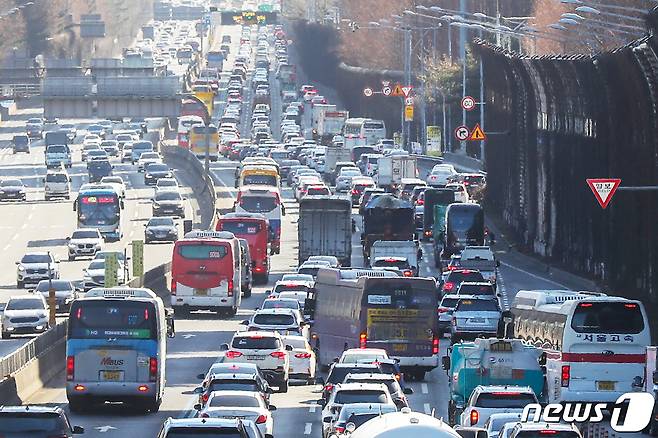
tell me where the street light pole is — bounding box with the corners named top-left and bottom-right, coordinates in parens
top-left (47, 251), bottom-right (55, 327)
top-left (404, 27), bottom-right (412, 151)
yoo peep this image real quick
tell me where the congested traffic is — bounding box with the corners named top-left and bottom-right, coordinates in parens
top-left (0, 1), bottom-right (654, 438)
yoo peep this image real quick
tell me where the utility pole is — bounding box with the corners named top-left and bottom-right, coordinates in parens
top-left (460, 0), bottom-right (467, 153)
top-left (47, 251), bottom-right (55, 327)
top-left (404, 27), bottom-right (412, 151)
top-left (419, 29), bottom-right (427, 153)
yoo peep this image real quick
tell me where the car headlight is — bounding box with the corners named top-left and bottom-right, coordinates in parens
top-left (146, 229), bottom-right (154, 235)
top-left (38, 313), bottom-right (47, 319)
top-left (17, 265), bottom-right (25, 271)
top-left (68, 243), bottom-right (76, 249)
top-left (145, 173), bottom-right (152, 178)
top-left (95, 243), bottom-right (101, 248)
top-left (153, 202), bottom-right (161, 208)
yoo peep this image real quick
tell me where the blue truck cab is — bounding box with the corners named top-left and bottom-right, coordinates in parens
top-left (443, 338), bottom-right (545, 425)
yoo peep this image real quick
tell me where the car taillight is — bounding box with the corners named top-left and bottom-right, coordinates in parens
top-left (66, 356), bottom-right (74, 381)
top-left (351, 189), bottom-right (358, 195)
top-left (424, 230), bottom-right (432, 237)
top-left (443, 282), bottom-right (455, 291)
top-left (335, 426), bottom-right (345, 433)
top-left (200, 413), bottom-right (210, 418)
top-left (254, 266), bottom-right (264, 273)
top-left (255, 414), bottom-right (268, 424)
top-left (470, 409), bottom-right (479, 425)
top-left (438, 307), bottom-right (450, 313)
top-left (403, 270), bottom-right (413, 277)
top-left (227, 279), bottom-right (233, 297)
top-left (202, 393), bottom-right (209, 402)
top-left (170, 279), bottom-right (176, 295)
top-left (324, 384), bottom-right (334, 392)
top-left (149, 357), bottom-right (158, 382)
top-left (225, 350), bottom-right (243, 359)
top-left (270, 351), bottom-right (286, 359)
top-left (416, 199), bottom-right (424, 205)
top-left (432, 336), bottom-right (439, 355)
top-left (561, 365), bottom-right (570, 387)
top-left (359, 332), bottom-right (367, 349)
top-left (295, 352), bottom-right (312, 359)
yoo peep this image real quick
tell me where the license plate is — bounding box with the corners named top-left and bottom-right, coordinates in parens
top-left (101, 370), bottom-right (123, 381)
top-left (469, 318), bottom-right (485, 323)
top-left (597, 381), bottom-right (615, 391)
top-left (247, 355), bottom-right (265, 360)
top-left (195, 288), bottom-right (208, 296)
top-left (393, 344), bottom-right (407, 352)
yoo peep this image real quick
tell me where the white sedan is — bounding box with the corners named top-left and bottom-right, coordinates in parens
top-left (195, 390), bottom-right (275, 437)
top-left (446, 182), bottom-right (470, 203)
top-left (282, 335), bottom-right (316, 384)
top-left (100, 176), bottom-right (126, 198)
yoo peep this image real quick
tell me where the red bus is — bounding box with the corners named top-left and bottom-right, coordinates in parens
top-left (170, 231), bottom-right (242, 316)
top-left (216, 212), bottom-right (271, 284)
top-left (181, 98), bottom-right (208, 120)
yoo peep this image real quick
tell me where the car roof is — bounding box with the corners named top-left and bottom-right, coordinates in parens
top-left (0, 405), bottom-right (64, 414)
top-left (474, 385), bottom-right (534, 394)
top-left (234, 330), bottom-right (281, 339)
top-left (209, 372), bottom-right (257, 380)
top-left (164, 417), bottom-right (246, 428)
top-left (344, 348), bottom-right (387, 355)
top-left (335, 382), bottom-right (389, 391)
top-left (345, 373), bottom-right (396, 381)
top-left (254, 308), bottom-right (297, 315)
top-left (207, 389), bottom-right (261, 398)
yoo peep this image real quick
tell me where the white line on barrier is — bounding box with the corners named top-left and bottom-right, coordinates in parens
top-left (424, 403), bottom-right (431, 414)
top-left (422, 383), bottom-right (428, 394)
top-left (304, 423), bottom-right (312, 435)
top-left (500, 261), bottom-right (569, 289)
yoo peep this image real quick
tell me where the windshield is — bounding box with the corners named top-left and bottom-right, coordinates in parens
top-left (209, 395), bottom-right (260, 408)
top-left (2, 180), bottom-right (22, 187)
top-left (372, 259), bottom-right (411, 270)
top-left (239, 196), bottom-right (277, 213)
top-left (571, 302), bottom-right (644, 334)
top-left (102, 177), bottom-right (122, 184)
top-left (6, 298), bottom-right (44, 310)
top-left (147, 164), bottom-right (169, 172)
top-left (177, 244), bottom-right (228, 260)
top-left (232, 336), bottom-right (281, 349)
top-left (334, 390), bottom-right (388, 404)
top-left (157, 179), bottom-right (178, 187)
top-left (457, 299), bottom-right (500, 312)
top-left (78, 197), bottom-right (119, 228)
top-left (219, 221), bottom-right (262, 235)
top-left (88, 261), bottom-right (105, 270)
top-left (21, 254), bottom-right (51, 263)
top-left (148, 218), bottom-right (174, 226)
top-left (68, 301), bottom-right (157, 340)
top-left (46, 173), bottom-right (68, 182)
top-left (72, 230), bottom-right (100, 239)
top-left (253, 314), bottom-right (296, 326)
top-left (47, 145), bottom-right (67, 153)
top-left (475, 393), bottom-right (537, 408)
top-left (0, 412), bottom-right (68, 433)
top-left (156, 192), bottom-right (182, 201)
top-left (36, 280), bottom-right (73, 292)
top-left (243, 174), bottom-right (277, 186)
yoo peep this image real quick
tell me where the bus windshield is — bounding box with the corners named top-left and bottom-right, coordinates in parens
top-left (239, 196), bottom-right (277, 213)
top-left (219, 221), bottom-right (263, 235)
top-left (571, 302), bottom-right (644, 334)
top-left (79, 195), bottom-right (119, 226)
top-left (69, 300), bottom-right (157, 340)
top-left (243, 174), bottom-right (277, 186)
top-left (364, 282), bottom-right (436, 342)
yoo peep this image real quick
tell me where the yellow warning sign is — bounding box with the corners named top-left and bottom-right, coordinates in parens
top-left (391, 83), bottom-right (403, 97)
top-left (404, 105), bottom-right (414, 121)
top-left (469, 123), bottom-right (487, 141)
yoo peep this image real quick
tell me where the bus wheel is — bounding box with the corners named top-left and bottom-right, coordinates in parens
top-left (278, 381), bottom-right (288, 393)
top-left (243, 288), bottom-right (252, 298)
top-left (227, 307), bottom-right (237, 317)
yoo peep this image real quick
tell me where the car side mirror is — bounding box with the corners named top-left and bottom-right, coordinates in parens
top-left (285, 345), bottom-right (293, 351)
top-left (333, 357), bottom-right (339, 363)
top-left (15, 261), bottom-right (19, 265)
top-left (220, 343), bottom-right (229, 351)
top-left (317, 399), bottom-right (326, 406)
top-left (69, 177), bottom-right (72, 182)
top-left (42, 177), bottom-right (46, 183)
top-left (65, 237), bottom-right (70, 241)
top-left (240, 320), bottom-right (249, 325)
top-left (193, 386), bottom-right (203, 394)
top-left (281, 204), bottom-right (286, 216)
top-left (193, 403), bottom-right (201, 411)
top-left (442, 356), bottom-right (451, 370)
top-left (269, 404), bottom-right (277, 411)
top-left (403, 387), bottom-right (414, 395)
top-left (196, 373), bottom-right (206, 380)
top-left (72, 425), bottom-right (84, 434)
top-left (267, 387), bottom-right (274, 393)
top-left (496, 260), bottom-right (501, 267)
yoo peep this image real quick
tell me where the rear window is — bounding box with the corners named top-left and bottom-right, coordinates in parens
top-left (447, 271), bottom-right (485, 283)
top-left (232, 336), bottom-right (281, 350)
top-left (458, 284), bottom-right (495, 296)
top-left (372, 259), bottom-right (411, 270)
top-left (68, 301), bottom-right (157, 339)
top-left (208, 379), bottom-right (258, 393)
top-left (165, 429), bottom-right (243, 437)
top-left (515, 432), bottom-right (580, 438)
top-left (253, 314), bottom-right (296, 326)
top-left (571, 302), bottom-right (644, 334)
top-left (334, 390), bottom-right (388, 404)
top-left (347, 378), bottom-right (401, 395)
top-left (219, 221), bottom-right (262, 235)
top-left (475, 392), bottom-right (537, 408)
top-left (208, 395), bottom-right (260, 408)
top-left (440, 297), bottom-right (459, 308)
top-left (47, 145), bottom-right (67, 153)
top-left (177, 244), bottom-right (229, 260)
top-left (46, 173), bottom-right (68, 182)
top-left (0, 412), bottom-right (68, 433)
top-left (328, 366), bottom-right (381, 384)
top-left (457, 299), bottom-right (499, 312)
top-left (364, 122), bottom-right (384, 130)
top-left (274, 284), bottom-right (310, 293)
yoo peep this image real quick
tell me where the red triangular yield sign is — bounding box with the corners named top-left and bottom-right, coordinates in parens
top-left (586, 178), bottom-right (621, 209)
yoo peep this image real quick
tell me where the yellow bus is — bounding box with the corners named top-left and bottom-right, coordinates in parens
top-left (238, 165), bottom-right (280, 189)
top-left (189, 124), bottom-right (219, 161)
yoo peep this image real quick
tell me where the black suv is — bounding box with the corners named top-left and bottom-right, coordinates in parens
top-left (0, 405), bottom-right (84, 437)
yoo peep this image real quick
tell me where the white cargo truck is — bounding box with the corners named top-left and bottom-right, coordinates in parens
top-left (375, 155), bottom-right (418, 189)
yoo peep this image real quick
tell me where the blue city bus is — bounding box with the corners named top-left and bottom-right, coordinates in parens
top-left (74, 188), bottom-right (124, 241)
top-left (66, 287), bottom-right (174, 413)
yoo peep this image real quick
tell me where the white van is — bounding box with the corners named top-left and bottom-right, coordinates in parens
top-left (350, 408), bottom-right (462, 438)
top-left (43, 170), bottom-right (71, 200)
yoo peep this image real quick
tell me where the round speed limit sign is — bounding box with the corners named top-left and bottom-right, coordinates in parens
top-left (461, 96), bottom-right (476, 111)
top-left (363, 87), bottom-right (373, 97)
top-left (455, 125), bottom-right (470, 141)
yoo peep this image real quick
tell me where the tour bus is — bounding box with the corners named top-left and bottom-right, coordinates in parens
top-left (189, 124), bottom-right (220, 161)
top-left (361, 118), bottom-right (387, 145)
top-left (216, 212), bottom-right (271, 284)
top-left (181, 98), bottom-right (208, 120)
top-left (238, 165), bottom-right (281, 189)
top-left (177, 115), bottom-right (204, 149)
top-left (207, 51), bottom-right (224, 69)
top-left (171, 231), bottom-right (242, 316)
top-left (66, 287), bottom-right (174, 413)
top-left (442, 203), bottom-right (484, 259)
top-left (511, 290), bottom-right (650, 403)
top-left (343, 118), bottom-right (368, 150)
top-left (309, 268), bottom-right (440, 380)
top-left (74, 187), bottom-right (124, 241)
top-left (235, 187), bottom-right (284, 255)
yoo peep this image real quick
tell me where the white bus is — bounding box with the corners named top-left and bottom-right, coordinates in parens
top-left (66, 287), bottom-right (174, 413)
top-left (177, 115), bottom-right (204, 149)
top-left (343, 118), bottom-right (387, 148)
top-left (511, 290), bottom-right (650, 404)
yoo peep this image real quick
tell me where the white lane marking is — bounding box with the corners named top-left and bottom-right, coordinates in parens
top-left (309, 405), bottom-right (316, 413)
top-left (424, 403), bottom-right (432, 414)
top-left (421, 383), bottom-right (428, 394)
top-left (500, 261), bottom-right (569, 289)
top-left (304, 423), bottom-right (312, 435)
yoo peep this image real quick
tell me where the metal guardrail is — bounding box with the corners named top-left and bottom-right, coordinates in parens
top-left (0, 320), bottom-right (67, 378)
